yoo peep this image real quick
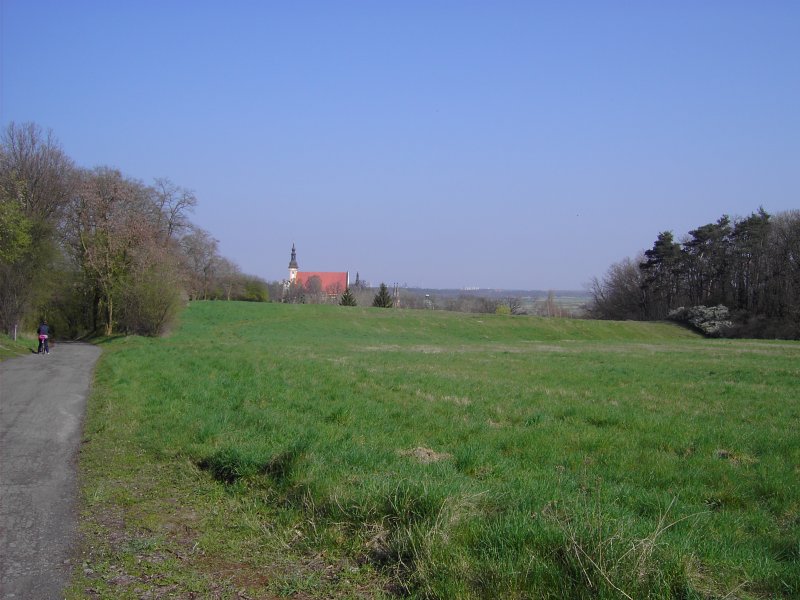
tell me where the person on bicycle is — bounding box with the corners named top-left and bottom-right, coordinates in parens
top-left (37, 319), bottom-right (50, 354)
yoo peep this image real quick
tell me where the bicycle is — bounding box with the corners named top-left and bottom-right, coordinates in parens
top-left (38, 334), bottom-right (49, 355)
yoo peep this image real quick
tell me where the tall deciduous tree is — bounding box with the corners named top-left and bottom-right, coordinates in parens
top-left (213, 257), bottom-right (242, 301)
top-left (65, 168), bottom-right (153, 334)
top-left (179, 227), bottom-right (219, 301)
top-left (0, 122), bottom-right (75, 222)
top-left (152, 178), bottom-right (197, 243)
top-left (0, 196), bottom-right (32, 264)
top-left (0, 122), bottom-right (75, 334)
top-left (0, 121), bottom-right (268, 338)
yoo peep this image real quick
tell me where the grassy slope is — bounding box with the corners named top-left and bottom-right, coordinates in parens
top-left (69, 302), bottom-right (799, 599)
top-left (0, 334), bottom-right (35, 360)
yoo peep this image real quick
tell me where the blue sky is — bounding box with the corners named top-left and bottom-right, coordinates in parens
top-left (2, 1), bottom-right (798, 289)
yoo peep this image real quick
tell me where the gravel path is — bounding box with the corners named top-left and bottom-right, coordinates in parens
top-left (0, 343), bottom-right (102, 599)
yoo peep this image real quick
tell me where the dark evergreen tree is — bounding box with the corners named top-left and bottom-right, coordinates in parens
top-left (731, 208), bottom-right (770, 313)
top-left (640, 231), bottom-right (683, 319)
top-left (683, 216), bottom-right (732, 307)
top-left (340, 287), bottom-right (357, 306)
top-left (372, 283), bottom-right (393, 308)
top-left (589, 208), bottom-right (800, 338)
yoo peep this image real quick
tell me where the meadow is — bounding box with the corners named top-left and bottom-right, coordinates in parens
top-left (68, 302), bottom-right (799, 599)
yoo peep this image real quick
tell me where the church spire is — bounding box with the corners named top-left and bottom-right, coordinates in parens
top-left (288, 243), bottom-right (299, 284)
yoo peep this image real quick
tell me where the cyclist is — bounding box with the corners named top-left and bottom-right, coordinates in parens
top-left (37, 320), bottom-right (50, 354)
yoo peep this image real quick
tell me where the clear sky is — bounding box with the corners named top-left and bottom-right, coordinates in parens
top-left (2, 1), bottom-right (798, 289)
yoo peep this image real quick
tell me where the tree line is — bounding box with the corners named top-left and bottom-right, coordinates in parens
top-left (334, 284), bottom-right (578, 317)
top-left (0, 122), bottom-right (268, 338)
top-left (588, 208), bottom-right (800, 338)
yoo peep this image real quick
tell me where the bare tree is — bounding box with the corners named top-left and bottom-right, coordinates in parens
top-left (213, 257), bottom-right (242, 300)
top-left (504, 297), bottom-right (525, 315)
top-left (539, 291), bottom-right (564, 318)
top-left (179, 227), bottom-right (219, 300)
top-left (283, 281), bottom-right (305, 303)
top-left (152, 178), bottom-right (197, 243)
top-left (586, 255), bottom-right (646, 320)
top-left (0, 122), bottom-right (75, 222)
top-left (304, 276), bottom-right (325, 304)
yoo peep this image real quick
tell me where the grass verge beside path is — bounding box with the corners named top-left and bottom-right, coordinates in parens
top-left (68, 302), bottom-right (800, 598)
top-left (0, 334), bottom-right (35, 361)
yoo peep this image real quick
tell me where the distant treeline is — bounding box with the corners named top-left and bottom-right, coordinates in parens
top-left (0, 122), bottom-right (269, 338)
top-left (309, 281), bottom-right (585, 318)
top-left (588, 208), bottom-right (800, 338)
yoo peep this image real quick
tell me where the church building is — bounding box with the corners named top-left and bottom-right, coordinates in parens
top-left (286, 244), bottom-right (349, 297)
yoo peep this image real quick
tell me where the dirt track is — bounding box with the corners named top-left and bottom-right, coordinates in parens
top-left (0, 343), bottom-right (101, 599)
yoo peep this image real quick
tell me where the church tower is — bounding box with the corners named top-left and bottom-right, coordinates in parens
top-left (288, 243), bottom-right (299, 283)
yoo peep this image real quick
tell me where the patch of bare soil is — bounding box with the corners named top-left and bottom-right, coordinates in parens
top-left (713, 448), bottom-right (758, 467)
top-left (399, 447), bottom-right (452, 464)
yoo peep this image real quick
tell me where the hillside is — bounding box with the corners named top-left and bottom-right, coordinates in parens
top-left (70, 302), bottom-right (799, 599)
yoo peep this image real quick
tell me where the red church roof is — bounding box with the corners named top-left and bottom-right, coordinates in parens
top-left (296, 271), bottom-right (349, 294)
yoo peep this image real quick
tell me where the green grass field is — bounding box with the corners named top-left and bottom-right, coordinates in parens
top-left (0, 333), bottom-right (34, 361)
top-left (69, 302), bottom-right (799, 599)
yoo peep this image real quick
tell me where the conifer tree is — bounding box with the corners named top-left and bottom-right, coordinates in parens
top-left (372, 282), bottom-right (393, 308)
top-left (340, 287), bottom-right (357, 306)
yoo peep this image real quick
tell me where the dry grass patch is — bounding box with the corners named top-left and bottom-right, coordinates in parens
top-left (399, 447), bottom-right (452, 464)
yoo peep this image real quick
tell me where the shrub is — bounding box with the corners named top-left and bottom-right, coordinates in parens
top-left (668, 305), bottom-right (732, 337)
top-left (117, 268), bottom-right (182, 336)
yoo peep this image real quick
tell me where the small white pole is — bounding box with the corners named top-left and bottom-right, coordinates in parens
top-left (13, 323), bottom-right (17, 341)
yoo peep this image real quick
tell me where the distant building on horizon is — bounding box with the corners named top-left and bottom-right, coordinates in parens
top-left (285, 244), bottom-right (349, 299)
